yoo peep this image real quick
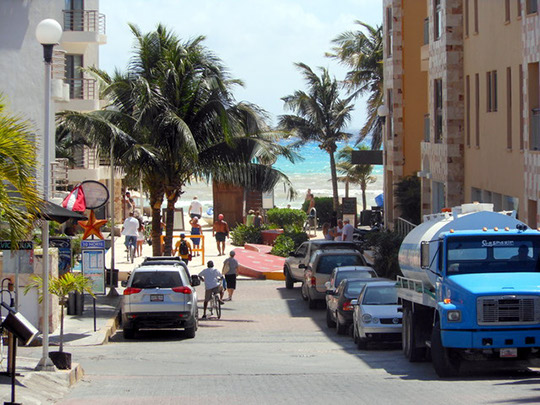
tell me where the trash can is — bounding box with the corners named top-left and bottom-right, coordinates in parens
top-left (106, 268), bottom-right (119, 287)
top-left (67, 291), bottom-right (84, 315)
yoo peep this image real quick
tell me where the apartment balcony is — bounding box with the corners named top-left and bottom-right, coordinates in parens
top-left (62, 10), bottom-right (107, 46)
top-left (63, 78), bottom-right (101, 112)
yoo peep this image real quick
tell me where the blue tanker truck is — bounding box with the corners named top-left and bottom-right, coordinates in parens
top-left (397, 203), bottom-right (540, 377)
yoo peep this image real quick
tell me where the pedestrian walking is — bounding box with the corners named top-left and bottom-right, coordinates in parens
top-left (245, 209), bottom-right (255, 226)
top-left (122, 212), bottom-right (139, 260)
top-left (333, 219), bottom-right (344, 241)
top-left (253, 210), bottom-right (263, 227)
top-left (222, 250), bottom-right (238, 301)
top-left (135, 211), bottom-right (145, 257)
top-left (198, 261), bottom-right (225, 319)
top-left (123, 191), bottom-right (134, 220)
top-left (341, 218), bottom-right (354, 241)
top-left (173, 233), bottom-right (192, 263)
top-left (189, 217), bottom-right (202, 256)
top-left (213, 213), bottom-right (229, 256)
top-left (188, 196), bottom-right (203, 219)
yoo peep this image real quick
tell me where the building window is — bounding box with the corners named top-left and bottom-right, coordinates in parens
top-left (465, 0), bottom-right (469, 36)
top-left (528, 62), bottom-right (539, 150)
top-left (475, 73), bottom-right (480, 147)
top-left (434, 0), bottom-right (442, 40)
top-left (434, 79), bottom-right (443, 143)
top-left (527, 0), bottom-right (538, 14)
top-left (64, 0), bottom-right (85, 31)
top-left (518, 0), bottom-right (523, 17)
top-left (466, 75), bottom-right (471, 146)
top-left (505, 0), bottom-right (511, 21)
top-left (386, 7), bottom-right (393, 57)
top-left (65, 54), bottom-right (83, 99)
top-left (507, 67), bottom-right (512, 149)
top-left (519, 64), bottom-right (524, 150)
top-left (487, 70), bottom-right (498, 112)
top-left (432, 181), bottom-right (445, 213)
top-left (474, 0), bottom-right (479, 33)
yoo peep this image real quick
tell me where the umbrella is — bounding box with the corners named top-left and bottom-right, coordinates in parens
top-left (37, 200), bottom-right (87, 224)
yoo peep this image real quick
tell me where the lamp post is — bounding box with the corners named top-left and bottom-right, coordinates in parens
top-left (36, 18), bottom-right (62, 371)
top-left (377, 104), bottom-right (389, 230)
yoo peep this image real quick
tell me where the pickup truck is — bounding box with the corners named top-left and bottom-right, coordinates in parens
top-left (283, 240), bottom-right (363, 289)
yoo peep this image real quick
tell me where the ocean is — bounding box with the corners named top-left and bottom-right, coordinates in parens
top-left (147, 140), bottom-right (382, 214)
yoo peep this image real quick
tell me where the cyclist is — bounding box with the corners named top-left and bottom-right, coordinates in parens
top-left (198, 261), bottom-right (225, 319)
top-left (122, 211), bottom-right (139, 261)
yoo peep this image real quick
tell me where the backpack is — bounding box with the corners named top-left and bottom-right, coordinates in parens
top-left (179, 240), bottom-right (189, 255)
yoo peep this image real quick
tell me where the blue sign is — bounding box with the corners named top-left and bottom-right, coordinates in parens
top-left (81, 240), bottom-right (106, 249)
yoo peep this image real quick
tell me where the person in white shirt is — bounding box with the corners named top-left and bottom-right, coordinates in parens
top-left (198, 261), bottom-right (224, 319)
top-left (188, 196), bottom-right (203, 219)
top-left (122, 212), bottom-right (140, 252)
top-left (341, 218), bottom-right (355, 241)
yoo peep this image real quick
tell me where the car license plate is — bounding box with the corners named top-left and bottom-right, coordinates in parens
top-left (150, 294), bottom-right (164, 302)
top-left (500, 348), bottom-right (518, 358)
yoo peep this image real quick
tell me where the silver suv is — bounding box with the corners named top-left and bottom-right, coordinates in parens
top-left (301, 250), bottom-right (368, 309)
top-left (121, 265), bottom-right (200, 339)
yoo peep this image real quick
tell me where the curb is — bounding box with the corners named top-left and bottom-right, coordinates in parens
top-left (101, 301), bottom-right (122, 345)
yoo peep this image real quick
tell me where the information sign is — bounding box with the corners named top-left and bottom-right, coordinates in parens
top-left (82, 249), bottom-right (105, 294)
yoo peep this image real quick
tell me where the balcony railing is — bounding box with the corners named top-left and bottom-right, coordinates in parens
top-left (63, 10), bottom-right (106, 35)
top-left (531, 108), bottom-right (540, 151)
top-left (52, 50), bottom-right (66, 80)
top-left (395, 217), bottom-right (417, 238)
top-left (65, 78), bottom-right (97, 100)
top-left (51, 158), bottom-right (69, 198)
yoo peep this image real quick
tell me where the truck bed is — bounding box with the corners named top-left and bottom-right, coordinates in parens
top-left (396, 275), bottom-right (437, 308)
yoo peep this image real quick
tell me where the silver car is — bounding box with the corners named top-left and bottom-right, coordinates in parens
top-left (352, 281), bottom-right (402, 349)
top-left (121, 265), bottom-right (200, 339)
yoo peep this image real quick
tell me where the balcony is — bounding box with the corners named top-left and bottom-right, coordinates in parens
top-left (62, 10), bottom-right (107, 45)
top-left (64, 78), bottom-right (100, 111)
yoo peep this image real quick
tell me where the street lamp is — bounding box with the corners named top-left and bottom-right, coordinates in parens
top-left (36, 18), bottom-right (62, 371)
top-left (377, 104), bottom-right (389, 230)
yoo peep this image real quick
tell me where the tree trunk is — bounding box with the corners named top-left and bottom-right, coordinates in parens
top-left (163, 190), bottom-right (182, 256)
top-left (328, 150), bottom-right (340, 211)
top-left (59, 303), bottom-right (64, 353)
top-left (361, 184), bottom-right (367, 211)
top-left (149, 188), bottom-right (165, 256)
top-left (345, 180), bottom-right (349, 198)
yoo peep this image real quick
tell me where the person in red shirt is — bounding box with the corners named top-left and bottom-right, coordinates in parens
top-left (212, 214), bottom-right (229, 256)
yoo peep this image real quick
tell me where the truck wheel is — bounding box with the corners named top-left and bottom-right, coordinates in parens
top-left (326, 309), bottom-right (336, 328)
top-left (431, 322), bottom-right (460, 378)
top-left (285, 268), bottom-right (294, 289)
top-left (402, 307), bottom-right (425, 362)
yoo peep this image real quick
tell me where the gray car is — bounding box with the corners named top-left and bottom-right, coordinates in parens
top-left (121, 265), bottom-right (200, 339)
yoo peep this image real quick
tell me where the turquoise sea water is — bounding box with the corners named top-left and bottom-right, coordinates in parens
top-left (169, 140), bottom-right (382, 212)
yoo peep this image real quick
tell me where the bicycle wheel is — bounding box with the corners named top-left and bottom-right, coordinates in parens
top-left (215, 295), bottom-right (222, 320)
top-left (130, 245), bottom-right (135, 263)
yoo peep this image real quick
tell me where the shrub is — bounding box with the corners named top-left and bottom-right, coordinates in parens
top-left (230, 224), bottom-right (264, 246)
top-left (364, 230), bottom-right (404, 280)
top-left (266, 208), bottom-right (306, 230)
top-left (395, 175), bottom-right (421, 225)
top-left (302, 197), bottom-right (335, 226)
top-left (271, 234), bottom-right (296, 257)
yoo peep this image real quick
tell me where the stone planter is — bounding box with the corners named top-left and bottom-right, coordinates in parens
top-left (49, 351), bottom-right (72, 370)
top-left (261, 229), bottom-right (284, 246)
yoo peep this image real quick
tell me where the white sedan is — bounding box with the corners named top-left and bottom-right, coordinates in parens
top-left (352, 280), bottom-right (402, 349)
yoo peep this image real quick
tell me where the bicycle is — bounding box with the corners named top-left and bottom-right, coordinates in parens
top-left (207, 287), bottom-right (222, 319)
top-left (125, 235), bottom-right (136, 263)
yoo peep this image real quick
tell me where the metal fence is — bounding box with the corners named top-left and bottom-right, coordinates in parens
top-left (395, 217), bottom-right (417, 237)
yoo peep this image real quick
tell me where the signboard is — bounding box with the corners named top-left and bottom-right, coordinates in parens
top-left (351, 150), bottom-right (383, 165)
top-left (81, 239), bottom-right (105, 249)
top-left (82, 249), bottom-right (105, 295)
top-left (0, 240), bottom-right (34, 275)
top-left (162, 208), bottom-right (185, 231)
top-left (50, 237), bottom-right (72, 277)
top-left (342, 197), bottom-right (357, 215)
top-left (262, 190), bottom-right (274, 210)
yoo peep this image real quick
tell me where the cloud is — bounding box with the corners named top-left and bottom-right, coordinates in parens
top-left (99, 0), bottom-right (382, 128)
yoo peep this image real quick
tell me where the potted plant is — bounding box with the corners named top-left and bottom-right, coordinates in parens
top-left (24, 272), bottom-right (95, 369)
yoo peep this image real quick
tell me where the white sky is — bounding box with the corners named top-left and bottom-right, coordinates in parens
top-left (99, 0), bottom-right (382, 130)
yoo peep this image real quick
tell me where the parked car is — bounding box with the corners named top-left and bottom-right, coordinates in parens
top-left (301, 250), bottom-right (368, 309)
top-left (283, 240), bottom-right (363, 289)
top-left (326, 277), bottom-right (388, 334)
top-left (121, 265), bottom-right (200, 339)
top-left (352, 280), bottom-right (402, 349)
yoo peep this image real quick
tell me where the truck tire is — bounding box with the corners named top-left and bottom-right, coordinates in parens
top-left (402, 307), bottom-right (425, 362)
top-left (326, 309), bottom-right (336, 328)
top-left (285, 268), bottom-right (295, 289)
top-left (431, 322), bottom-right (460, 378)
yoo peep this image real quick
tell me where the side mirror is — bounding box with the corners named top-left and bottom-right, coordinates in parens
top-left (121, 280), bottom-right (128, 288)
top-left (191, 275), bottom-right (201, 287)
top-left (351, 299), bottom-right (358, 306)
top-left (299, 263), bottom-right (306, 269)
top-left (324, 281), bottom-right (331, 289)
top-left (421, 241), bottom-right (430, 269)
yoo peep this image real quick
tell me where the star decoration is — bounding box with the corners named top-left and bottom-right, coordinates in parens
top-left (78, 210), bottom-right (108, 240)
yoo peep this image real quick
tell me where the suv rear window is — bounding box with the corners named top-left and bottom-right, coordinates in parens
top-left (317, 255), bottom-right (365, 274)
top-left (131, 271), bottom-right (183, 289)
top-left (336, 270), bottom-right (373, 285)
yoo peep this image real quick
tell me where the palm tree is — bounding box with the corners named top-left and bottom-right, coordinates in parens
top-left (58, 24), bottom-right (294, 255)
top-left (327, 21), bottom-right (383, 150)
top-left (0, 95), bottom-right (40, 243)
top-left (279, 63), bottom-right (354, 211)
top-left (336, 145), bottom-right (376, 211)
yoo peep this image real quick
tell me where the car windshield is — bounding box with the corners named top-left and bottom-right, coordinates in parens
top-left (447, 235), bottom-right (540, 275)
top-left (345, 280), bottom-right (371, 296)
top-left (317, 255), bottom-right (365, 274)
top-left (131, 271), bottom-right (183, 289)
top-left (362, 286), bottom-right (398, 305)
top-left (335, 270), bottom-right (373, 286)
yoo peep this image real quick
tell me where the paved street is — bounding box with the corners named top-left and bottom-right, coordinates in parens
top-left (17, 278), bottom-right (540, 404)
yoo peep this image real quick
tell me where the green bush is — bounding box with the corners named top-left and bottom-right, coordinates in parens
top-left (271, 234), bottom-right (296, 257)
top-left (302, 197), bottom-right (335, 226)
top-left (230, 224), bottom-right (264, 246)
top-left (364, 230), bottom-right (404, 280)
top-left (266, 208), bottom-right (306, 230)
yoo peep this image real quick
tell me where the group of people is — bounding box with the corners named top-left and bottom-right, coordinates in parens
top-left (245, 210), bottom-right (264, 227)
top-left (322, 218), bottom-right (355, 241)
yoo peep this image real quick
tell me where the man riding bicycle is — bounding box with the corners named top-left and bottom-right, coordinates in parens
top-left (122, 211), bottom-right (139, 261)
top-left (198, 261), bottom-right (225, 319)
